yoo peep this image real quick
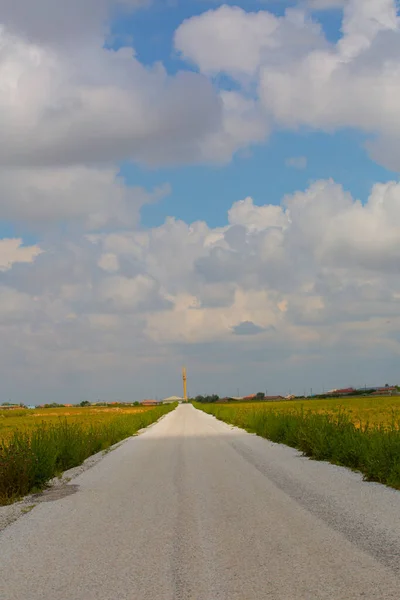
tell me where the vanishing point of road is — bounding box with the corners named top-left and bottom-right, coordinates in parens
top-left (1, 404), bottom-right (400, 599)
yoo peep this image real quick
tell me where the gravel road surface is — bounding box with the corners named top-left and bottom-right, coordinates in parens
top-left (1, 404), bottom-right (400, 599)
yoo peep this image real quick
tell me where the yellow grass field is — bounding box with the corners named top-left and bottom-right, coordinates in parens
top-left (0, 405), bottom-right (153, 442)
top-left (0, 403), bottom-right (176, 504)
top-left (222, 396), bottom-right (400, 429)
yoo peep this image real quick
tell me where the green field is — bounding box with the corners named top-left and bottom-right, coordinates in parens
top-left (211, 396), bottom-right (400, 429)
top-left (0, 404), bottom-right (176, 505)
top-left (195, 396), bottom-right (400, 490)
top-left (0, 405), bottom-right (155, 441)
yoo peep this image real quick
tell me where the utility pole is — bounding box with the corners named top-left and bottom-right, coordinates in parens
top-left (182, 367), bottom-right (188, 402)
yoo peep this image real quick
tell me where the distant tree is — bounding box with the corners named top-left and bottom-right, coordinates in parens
top-left (194, 394), bottom-right (219, 403)
top-left (133, 401), bottom-right (140, 406)
top-left (80, 400), bottom-right (91, 407)
top-left (385, 383), bottom-right (389, 388)
top-left (256, 392), bottom-right (265, 400)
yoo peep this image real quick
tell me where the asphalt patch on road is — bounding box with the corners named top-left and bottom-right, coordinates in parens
top-left (31, 485), bottom-right (80, 503)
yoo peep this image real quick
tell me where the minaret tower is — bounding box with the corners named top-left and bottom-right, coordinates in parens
top-left (182, 367), bottom-right (187, 402)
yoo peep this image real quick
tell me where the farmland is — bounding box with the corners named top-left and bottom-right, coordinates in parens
top-left (0, 405), bottom-right (155, 442)
top-left (0, 404), bottom-right (176, 505)
top-left (209, 395), bottom-right (400, 429)
top-left (195, 396), bottom-right (400, 490)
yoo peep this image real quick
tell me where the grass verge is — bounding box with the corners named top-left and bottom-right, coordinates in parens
top-left (0, 404), bottom-right (176, 505)
top-left (194, 403), bottom-right (400, 490)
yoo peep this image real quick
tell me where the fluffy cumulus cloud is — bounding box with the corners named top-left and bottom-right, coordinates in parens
top-left (0, 0), bottom-right (147, 45)
top-left (3, 179), bottom-right (400, 401)
top-left (175, 5), bottom-right (328, 79)
top-left (0, 239), bottom-right (42, 271)
top-left (176, 0), bottom-right (400, 170)
top-left (0, 2), bottom-right (272, 171)
top-left (0, 28), bottom-right (224, 168)
top-left (2, 0), bottom-right (400, 172)
top-left (0, 166), bottom-right (170, 230)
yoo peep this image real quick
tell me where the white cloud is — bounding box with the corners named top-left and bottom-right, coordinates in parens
top-left (0, 239), bottom-right (42, 271)
top-left (0, 28), bottom-right (224, 168)
top-left (175, 6), bottom-right (280, 77)
top-left (1, 0), bottom-right (399, 173)
top-left (0, 166), bottom-right (169, 230)
top-left (3, 178), bottom-right (400, 400)
top-left (175, 5), bottom-right (327, 78)
top-left (98, 253), bottom-right (120, 273)
top-left (228, 196), bottom-right (287, 231)
top-left (0, 0), bottom-right (147, 46)
top-left (97, 274), bottom-right (168, 312)
top-left (198, 91), bottom-right (269, 162)
top-left (0, 19), bottom-right (268, 169)
top-left (176, 1), bottom-right (400, 170)
top-left (366, 135), bottom-right (400, 171)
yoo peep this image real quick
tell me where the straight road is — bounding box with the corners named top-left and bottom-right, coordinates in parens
top-left (1, 404), bottom-right (400, 599)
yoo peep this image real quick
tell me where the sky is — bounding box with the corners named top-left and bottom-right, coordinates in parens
top-left (1, 0), bottom-right (400, 403)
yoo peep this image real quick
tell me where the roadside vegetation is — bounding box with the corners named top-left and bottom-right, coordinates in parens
top-left (0, 405), bottom-right (154, 442)
top-left (0, 404), bottom-right (176, 505)
top-left (194, 395), bottom-right (400, 428)
top-left (194, 400), bottom-right (400, 490)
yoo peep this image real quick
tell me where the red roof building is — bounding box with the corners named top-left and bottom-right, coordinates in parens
top-left (326, 388), bottom-right (355, 396)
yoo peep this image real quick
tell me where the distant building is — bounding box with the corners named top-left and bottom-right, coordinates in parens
top-left (163, 396), bottom-right (183, 404)
top-left (326, 388), bottom-right (355, 396)
top-left (356, 386), bottom-right (397, 392)
top-left (141, 400), bottom-right (160, 406)
top-left (370, 387), bottom-right (397, 395)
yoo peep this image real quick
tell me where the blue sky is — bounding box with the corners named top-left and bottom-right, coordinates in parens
top-left (132, 129), bottom-right (396, 228)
